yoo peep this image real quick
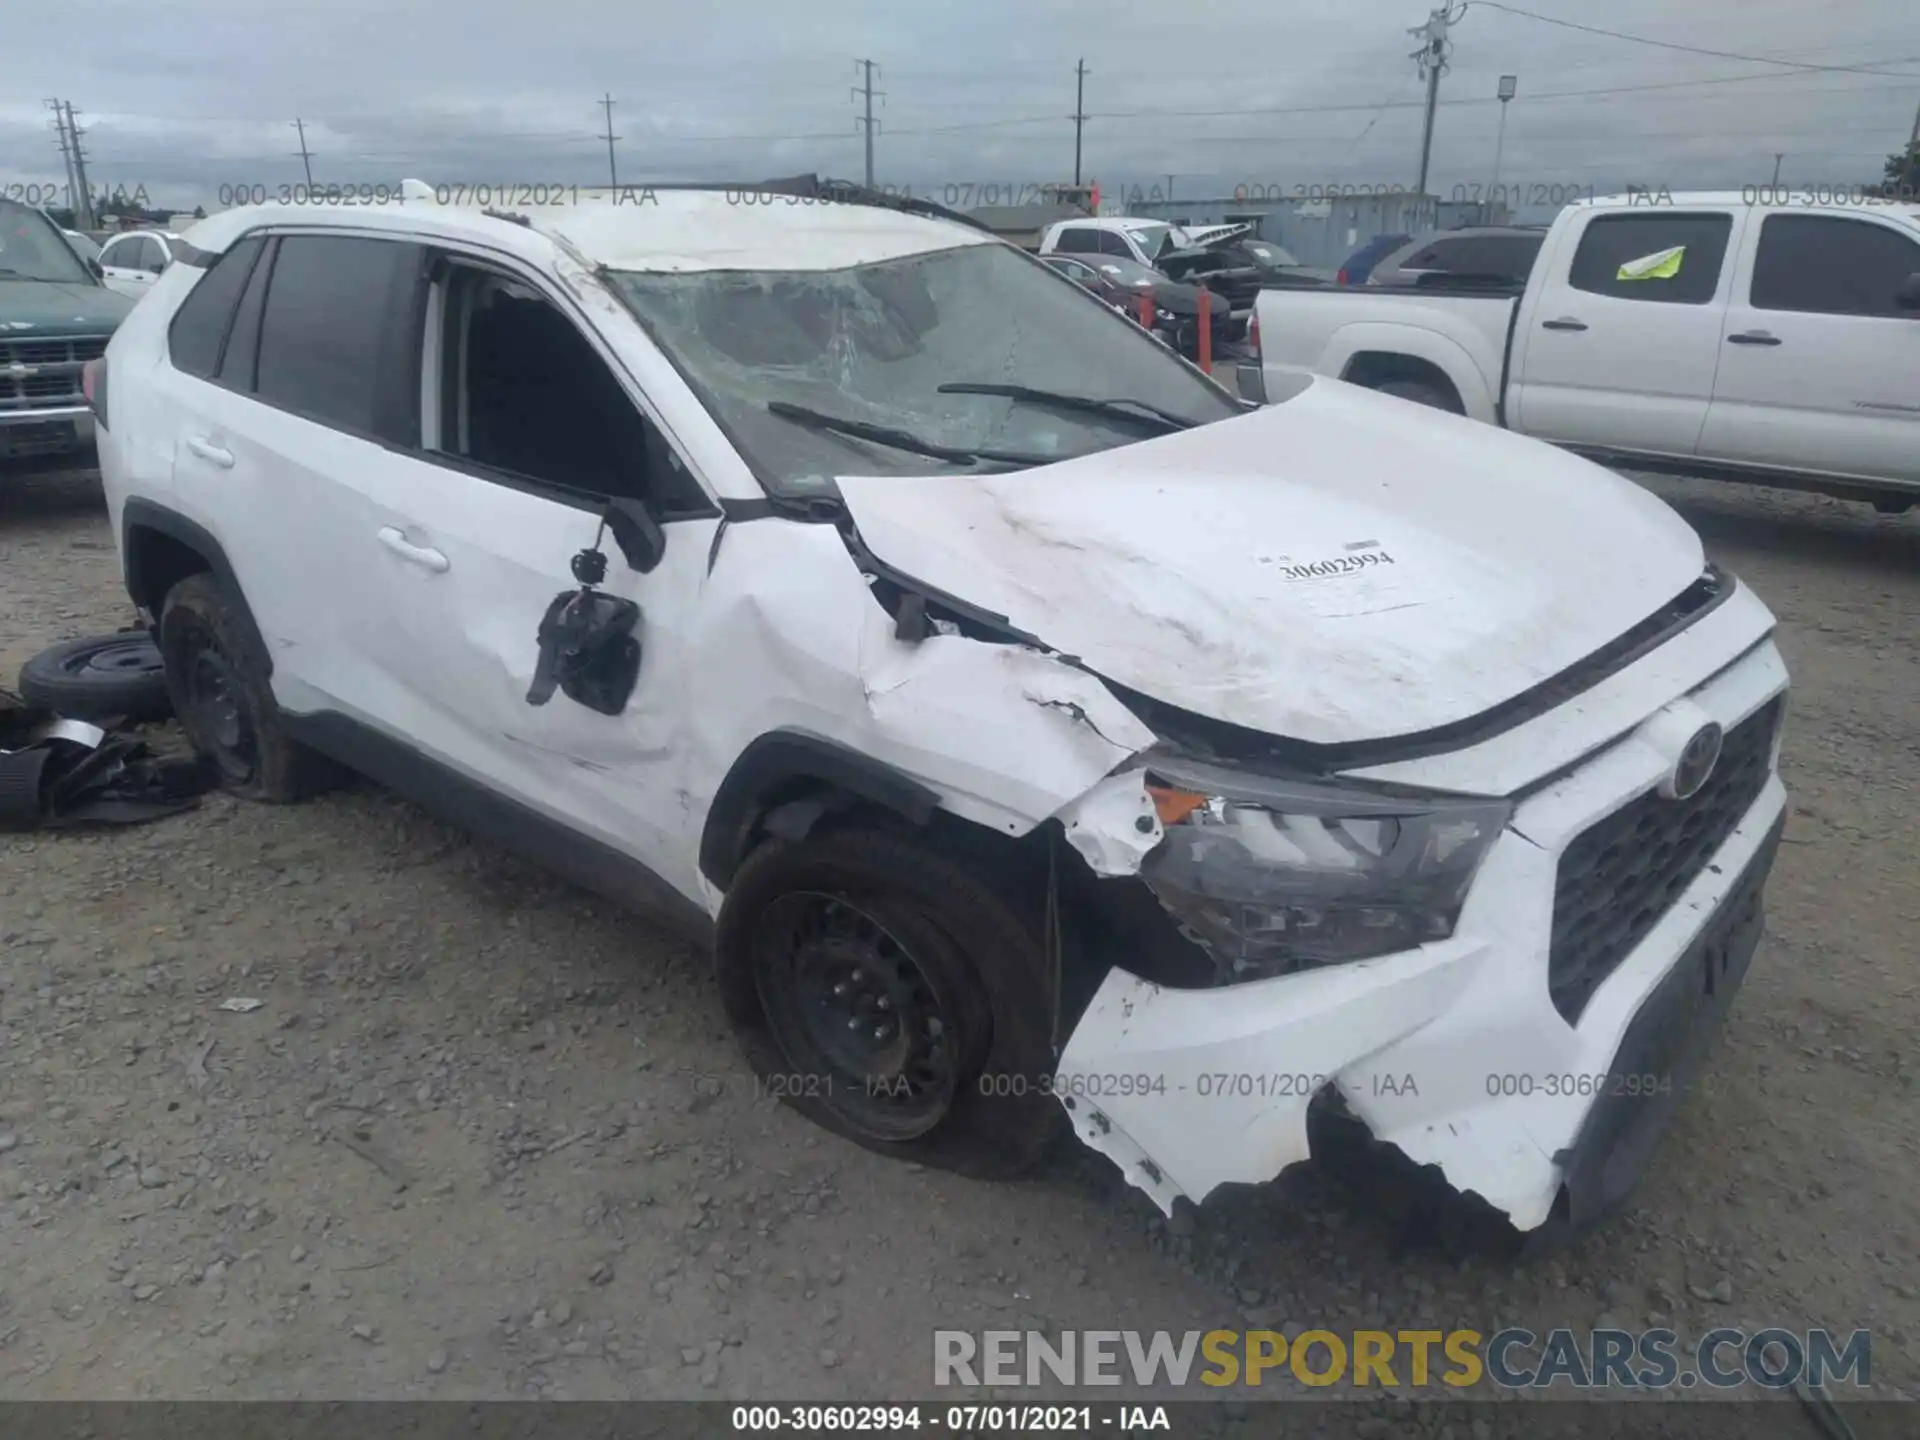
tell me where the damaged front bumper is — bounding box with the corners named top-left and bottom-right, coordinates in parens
top-left (1053, 650), bottom-right (1789, 1235)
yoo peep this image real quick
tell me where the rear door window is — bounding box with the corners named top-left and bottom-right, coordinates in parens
top-left (1052, 228), bottom-right (1096, 255)
top-left (1566, 213), bottom-right (1733, 305)
top-left (254, 234), bottom-right (424, 443)
top-left (1749, 215), bottom-right (1920, 318)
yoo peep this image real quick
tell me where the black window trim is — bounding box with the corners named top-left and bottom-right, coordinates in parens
top-left (411, 243), bottom-right (722, 522)
top-left (217, 234), bottom-right (277, 391)
top-left (1748, 211), bottom-right (1920, 319)
top-left (164, 231), bottom-right (268, 386)
top-left (1565, 209), bottom-right (1736, 306)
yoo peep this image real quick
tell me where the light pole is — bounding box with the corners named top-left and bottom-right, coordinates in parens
top-left (1487, 74), bottom-right (1516, 224)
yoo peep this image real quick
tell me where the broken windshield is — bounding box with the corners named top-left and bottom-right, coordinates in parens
top-left (606, 242), bottom-right (1246, 496)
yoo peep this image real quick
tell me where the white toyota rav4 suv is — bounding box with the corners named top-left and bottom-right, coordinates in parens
top-left (88, 177), bottom-right (1790, 1241)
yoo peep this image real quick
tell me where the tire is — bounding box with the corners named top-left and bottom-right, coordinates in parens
top-left (714, 820), bottom-right (1062, 1180)
top-left (17, 633), bottom-right (172, 721)
top-left (1375, 378), bottom-right (1465, 414)
top-left (156, 573), bottom-right (344, 803)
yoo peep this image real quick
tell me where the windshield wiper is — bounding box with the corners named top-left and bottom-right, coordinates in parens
top-left (766, 401), bottom-right (1056, 469)
top-left (936, 382), bottom-right (1198, 434)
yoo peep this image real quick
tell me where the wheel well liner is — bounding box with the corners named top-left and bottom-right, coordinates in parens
top-left (699, 729), bottom-right (940, 890)
top-left (120, 498), bottom-right (271, 677)
top-left (1340, 351), bottom-right (1464, 407)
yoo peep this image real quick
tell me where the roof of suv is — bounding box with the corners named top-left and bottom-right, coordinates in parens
top-left (182, 182), bottom-right (998, 274)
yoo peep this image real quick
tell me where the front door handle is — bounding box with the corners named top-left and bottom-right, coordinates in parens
top-left (377, 527), bottom-right (450, 573)
top-left (1542, 317), bottom-right (1588, 332)
top-left (185, 436), bottom-right (233, 468)
top-left (1727, 331), bottom-right (1782, 346)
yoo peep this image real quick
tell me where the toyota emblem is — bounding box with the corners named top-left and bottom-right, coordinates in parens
top-left (1667, 723), bottom-right (1723, 800)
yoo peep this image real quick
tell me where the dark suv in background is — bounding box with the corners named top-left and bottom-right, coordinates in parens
top-left (1, 198), bottom-right (133, 463)
top-left (1366, 226), bottom-right (1547, 289)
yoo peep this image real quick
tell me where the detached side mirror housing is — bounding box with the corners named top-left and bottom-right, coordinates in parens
top-left (1896, 272), bottom-right (1920, 311)
top-left (605, 496), bottom-right (666, 574)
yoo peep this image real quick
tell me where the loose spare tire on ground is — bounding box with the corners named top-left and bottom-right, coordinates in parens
top-left (16, 630), bottom-right (172, 722)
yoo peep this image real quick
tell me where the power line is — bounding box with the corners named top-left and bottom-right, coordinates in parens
top-left (1470, 2), bottom-right (1920, 78)
top-left (598, 93), bottom-right (619, 187)
top-left (292, 118), bottom-right (315, 186)
top-left (1083, 70), bottom-right (1920, 123)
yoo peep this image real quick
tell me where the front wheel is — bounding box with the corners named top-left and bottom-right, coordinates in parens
top-left (714, 822), bottom-right (1061, 1179)
top-left (157, 573), bottom-right (343, 803)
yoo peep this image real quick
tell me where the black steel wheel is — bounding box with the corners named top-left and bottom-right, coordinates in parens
top-left (715, 821), bottom-right (1061, 1179)
top-left (157, 573), bottom-right (343, 803)
top-left (752, 891), bottom-right (973, 1141)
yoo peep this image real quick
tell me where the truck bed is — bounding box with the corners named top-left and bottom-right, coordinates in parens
top-left (1255, 285), bottom-right (1522, 426)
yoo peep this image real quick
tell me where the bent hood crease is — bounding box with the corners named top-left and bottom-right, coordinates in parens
top-left (835, 378), bottom-right (1705, 746)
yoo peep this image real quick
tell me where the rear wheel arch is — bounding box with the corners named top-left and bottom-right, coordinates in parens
top-left (1341, 351), bottom-right (1468, 413)
top-left (120, 499), bottom-right (271, 676)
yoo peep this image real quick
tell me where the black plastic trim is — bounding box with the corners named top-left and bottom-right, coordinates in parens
top-left (119, 498), bottom-right (273, 679)
top-left (282, 711), bottom-right (714, 941)
top-left (698, 729), bottom-right (940, 890)
top-left (1550, 811), bottom-right (1782, 1234)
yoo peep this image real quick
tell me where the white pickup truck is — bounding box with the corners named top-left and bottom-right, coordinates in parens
top-left (1253, 191), bottom-right (1920, 510)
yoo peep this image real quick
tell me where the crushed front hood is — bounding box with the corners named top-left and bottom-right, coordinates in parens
top-left (834, 377), bottom-right (1705, 748)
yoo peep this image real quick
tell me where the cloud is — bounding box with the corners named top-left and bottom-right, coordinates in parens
top-left (6, 0), bottom-right (1915, 210)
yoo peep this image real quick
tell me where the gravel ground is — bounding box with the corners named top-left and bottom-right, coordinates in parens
top-left (1, 463), bottom-right (1915, 1416)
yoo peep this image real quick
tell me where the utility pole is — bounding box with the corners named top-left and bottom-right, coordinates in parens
top-left (1486, 75), bottom-right (1516, 224)
top-left (292, 118), bottom-right (315, 187)
top-left (852, 60), bottom-right (883, 187)
top-left (1072, 59), bottom-right (1089, 186)
top-left (47, 99), bottom-right (81, 222)
top-left (1409, 4), bottom-right (1458, 231)
top-left (598, 94), bottom-right (619, 188)
top-left (1770, 152), bottom-right (1784, 186)
top-left (64, 102), bottom-right (97, 231)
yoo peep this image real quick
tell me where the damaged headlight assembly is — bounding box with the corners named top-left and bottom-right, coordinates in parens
top-left (1137, 756), bottom-right (1511, 982)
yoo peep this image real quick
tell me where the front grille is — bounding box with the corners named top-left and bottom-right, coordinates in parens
top-left (0, 335), bottom-right (106, 413)
top-left (1548, 696), bottom-right (1782, 1023)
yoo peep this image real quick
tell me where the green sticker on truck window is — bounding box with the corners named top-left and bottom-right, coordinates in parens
top-left (1617, 245), bottom-right (1685, 281)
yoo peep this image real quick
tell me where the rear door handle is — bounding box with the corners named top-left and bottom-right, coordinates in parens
top-left (1727, 331), bottom-right (1782, 346)
top-left (1542, 317), bottom-right (1588, 332)
top-left (377, 526), bottom-right (450, 573)
top-left (185, 436), bottom-right (233, 468)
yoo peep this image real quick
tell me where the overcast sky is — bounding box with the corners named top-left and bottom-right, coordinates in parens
top-left (6, 0), bottom-right (1917, 212)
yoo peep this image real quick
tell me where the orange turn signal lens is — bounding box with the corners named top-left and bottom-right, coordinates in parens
top-left (1146, 784), bottom-right (1208, 826)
